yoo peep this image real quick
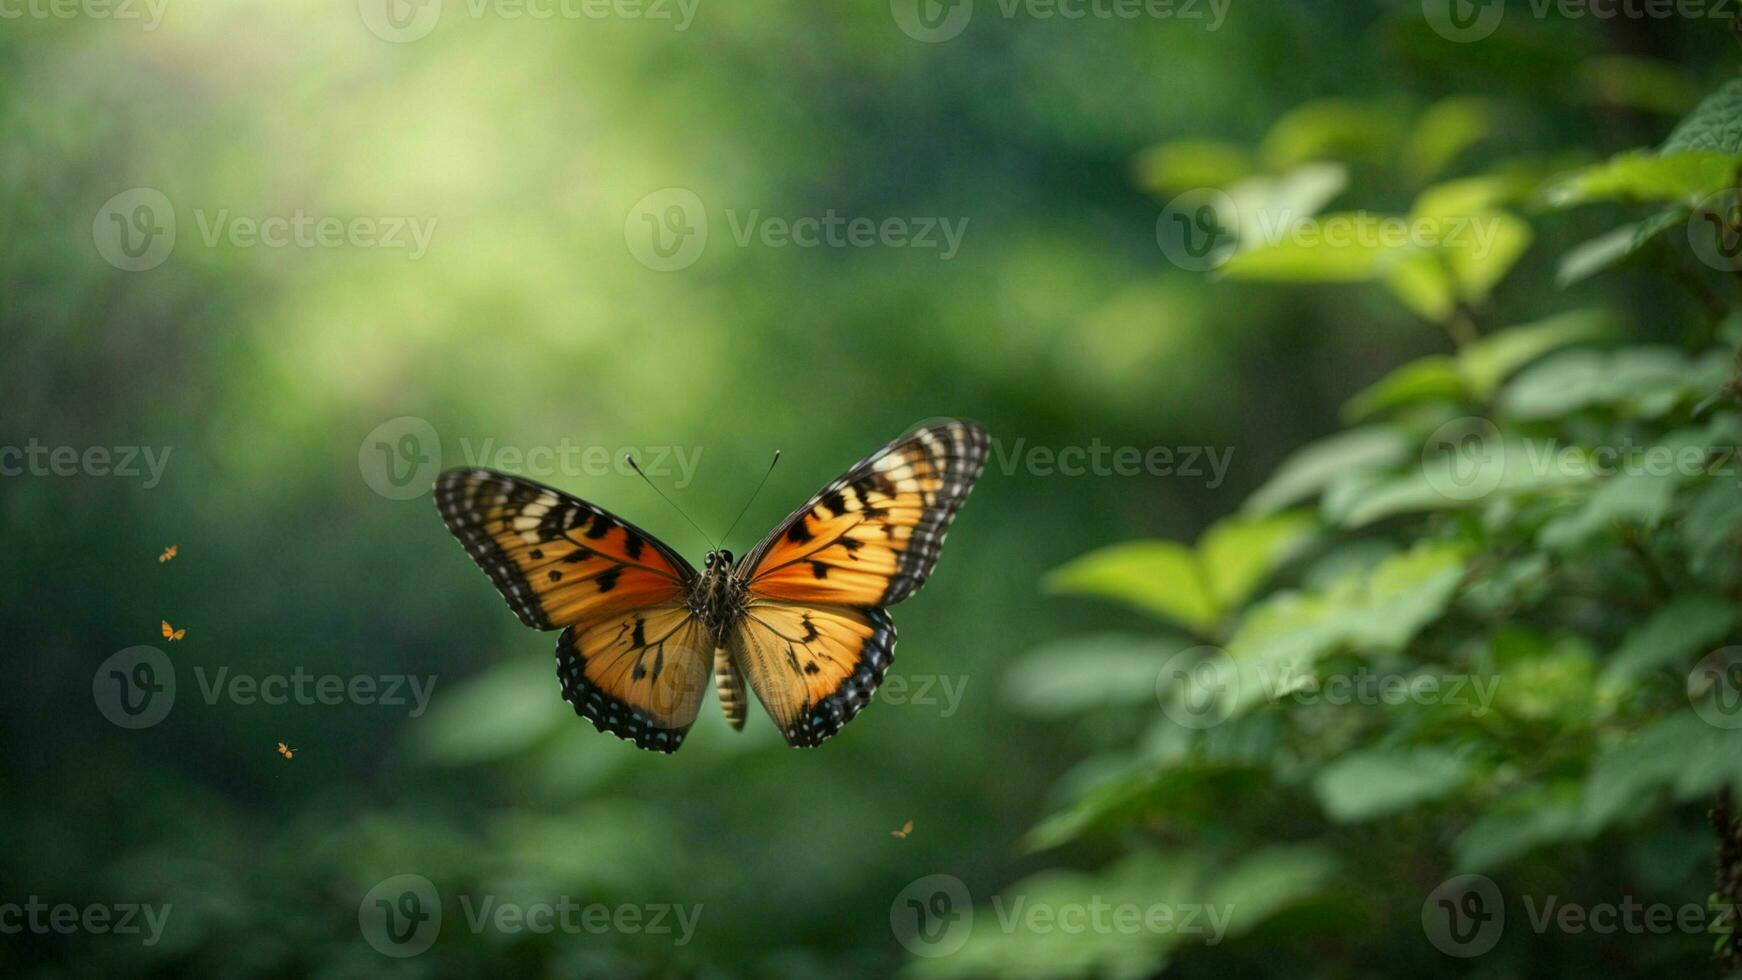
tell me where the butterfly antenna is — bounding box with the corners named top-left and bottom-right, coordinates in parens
top-left (720, 450), bottom-right (781, 548)
top-left (625, 454), bottom-right (717, 549)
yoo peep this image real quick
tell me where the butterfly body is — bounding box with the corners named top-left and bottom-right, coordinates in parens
top-left (436, 420), bottom-right (987, 753)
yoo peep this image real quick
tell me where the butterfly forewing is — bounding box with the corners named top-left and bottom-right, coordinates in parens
top-left (739, 420), bottom-right (988, 607)
top-left (730, 419), bottom-right (986, 747)
top-left (434, 468), bottom-right (695, 628)
top-left (435, 468), bottom-right (710, 753)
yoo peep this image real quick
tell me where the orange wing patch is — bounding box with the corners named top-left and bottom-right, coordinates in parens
top-left (730, 600), bottom-right (896, 748)
top-left (557, 603), bottom-right (711, 753)
top-left (742, 420), bottom-right (987, 608)
top-left (435, 469), bottom-right (695, 630)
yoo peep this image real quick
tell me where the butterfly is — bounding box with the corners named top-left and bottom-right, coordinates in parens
top-left (434, 420), bottom-right (988, 753)
top-left (891, 819), bottom-right (914, 839)
top-left (276, 742), bottom-right (296, 760)
top-left (158, 545), bottom-right (177, 563)
top-left (160, 620), bottom-right (186, 642)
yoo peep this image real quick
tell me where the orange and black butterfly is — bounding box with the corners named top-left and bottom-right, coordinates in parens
top-left (434, 420), bottom-right (987, 753)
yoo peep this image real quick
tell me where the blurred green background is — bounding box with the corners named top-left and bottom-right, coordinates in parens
top-left (7, 1), bottom-right (1742, 977)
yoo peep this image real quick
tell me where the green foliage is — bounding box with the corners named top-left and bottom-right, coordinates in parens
top-left (998, 73), bottom-right (1742, 978)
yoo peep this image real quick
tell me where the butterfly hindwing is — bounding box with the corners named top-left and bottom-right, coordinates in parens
top-left (434, 468), bottom-right (695, 629)
top-left (740, 420), bottom-right (988, 607)
top-left (557, 603), bottom-right (712, 753)
top-left (730, 601), bottom-right (896, 748)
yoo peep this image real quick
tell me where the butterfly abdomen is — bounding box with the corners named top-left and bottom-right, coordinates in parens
top-left (713, 646), bottom-right (747, 730)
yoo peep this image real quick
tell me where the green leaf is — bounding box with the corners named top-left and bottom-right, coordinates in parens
top-left (1454, 783), bottom-right (1586, 871)
top-left (1005, 634), bottom-right (1195, 719)
top-left (1662, 77), bottom-right (1742, 154)
top-left (1260, 99), bottom-right (1406, 171)
top-left (1444, 209), bottom-right (1531, 302)
top-left (1216, 542), bottom-right (1469, 717)
top-left (1044, 540), bottom-right (1218, 632)
top-left (1582, 711), bottom-right (1742, 834)
top-left (1220, 163), bottom-right (1349, 245)
top-left (1206, 845), bottom-right (1340, 939)
top-left (1198, 512), bottom-right (1317, 611)
top-left (1546, 149), bottom-right (1742, 206)
top-left (1405, 98), bottom-right (1494, 182)
top-left (1342, 357), bottom-right (1463, 421)
top-left (1044, 515), bottom-right (1316, 632)
top-left (907, 851), bottom-right (1210, 980)
top-left (1500, 345), bottom-right (1715, 420)
top-left (1684, 476), bottom-right (1742, 576)
top-left (1134, 140), bottom-right (1254, 196)
top-left (1381, 250), bottom-right (1456, 321)
top-left (1243, 427), bottom-right (1410, 514)
top-left (1557, 224), bottom-right (1645, 287)
top-left (1458, 310), bottom-right (1614, 399)
top-left (1578, 56), bottom-right (1699, 116)
top-left (1600, 596), bottom-right (1738, 692)
top-left (1313, 747), bottom-right (1471, 823)
top-left (1218, 211), bottom-right (1392, 283)
top-left (1537, 470), bottom-right (1678, 551)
